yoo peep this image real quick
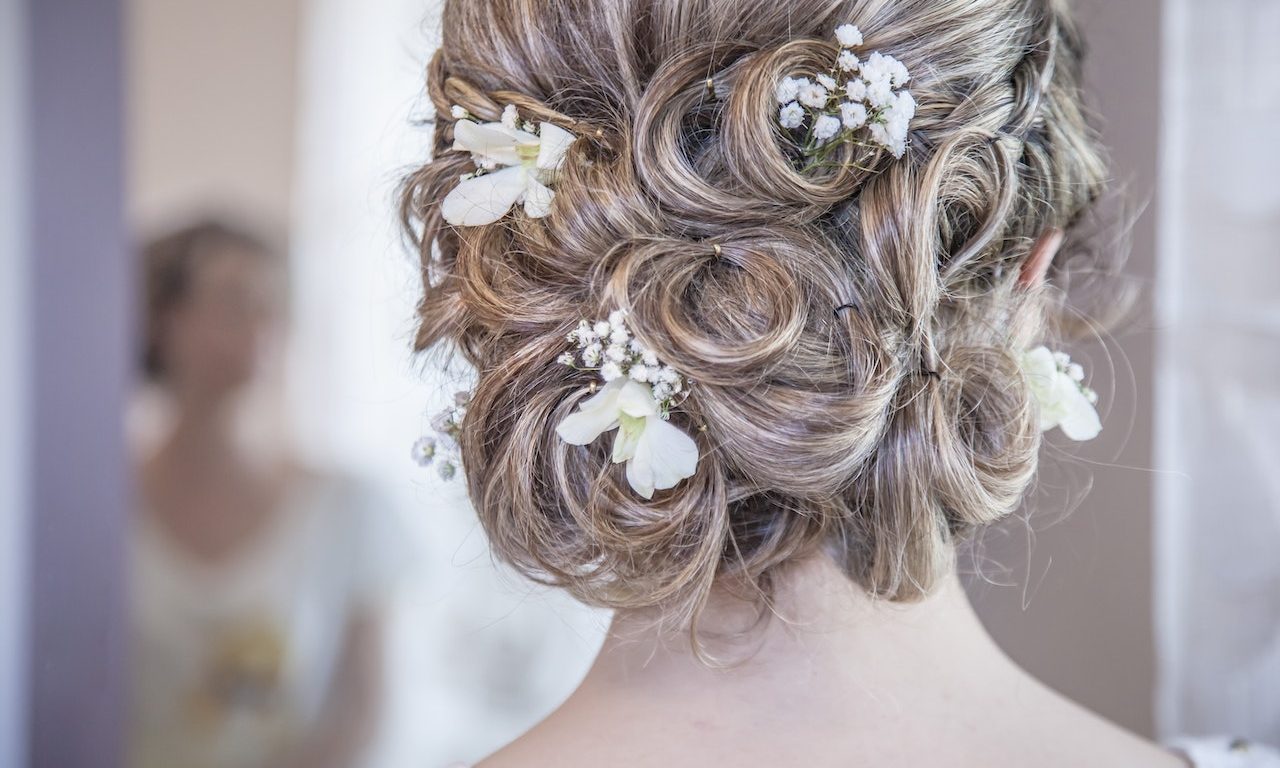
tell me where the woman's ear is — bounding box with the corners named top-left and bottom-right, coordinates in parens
top-left (1019, 229), bottom-right (1064, 289)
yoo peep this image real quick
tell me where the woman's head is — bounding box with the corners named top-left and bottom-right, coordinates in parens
top-left (141, 220), bottom-right (283, 401)
top-left (402, 0), bottom-right (1113, 625)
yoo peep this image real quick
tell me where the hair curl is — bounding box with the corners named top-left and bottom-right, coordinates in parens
top-left (401, 0), bottom-right (1117, 627)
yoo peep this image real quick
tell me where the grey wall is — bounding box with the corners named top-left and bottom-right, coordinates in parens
top-left (2, 0), bottom-right (31, 763)
top-left (968, 0), bottom-right (1164, 738)
top-left (24, 0), bottom-right (130, 766)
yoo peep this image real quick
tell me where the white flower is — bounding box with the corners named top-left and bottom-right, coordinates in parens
top-left (866, 79), bottom-right (894, 109)
top-left (840, 101), bottom-right (868, 130)
top-left (891, 89), bottom-right (917, 121)
top-left (441, 108), bottom-right (577, 226)
top-left (1021, 345), bottom-right (1101, 441)
top-left (869, 120), bottom-right (909, 159)
top-left (582, 344), bottom-right (603, 367)
top-left (813, 114), bottom-right (842, 143)
top-left (862, 52), bottom-right (909, 88)
top-left (837, 50), bottom-right (860, 72)
top-left (629, 364), bottom-right (651, 382)
top-left (557, 352), bottom-right (576, 366)
top-left (450, 105), bottom-right (470, 119)
top-left (868, 89), bottom-right (915, 158)
top-left (601, 361), bottom-right (623, 381)
top-left (556, 378), bottom-right (699, 499)
top-left (776, 76), bottom-right (802, 104)
top-left (500, 104), bottom-right (519, 131)
top-left (779, 101), bottom-right (805, 129)
top-left (845, 79), bottom-right (868, 102)
top-left (835, 23), bottom-right (864, 48)
top-left (816, 73), bottom-right (838, 91)
top-left (411, 436), bottom-right (437, 466)
top-left (886, 56), bottom-right (911, 87)
top-left (797, 81), bottom-right (829, 109)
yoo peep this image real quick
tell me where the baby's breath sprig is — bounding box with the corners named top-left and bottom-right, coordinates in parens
top-left (555, 308), bottom-right (699, 499)
top-left (412, 390), bottom-right (470, 480)
top-left (776, 23), bottom-right (916, 166)
top-left (559, 309), bottom-right (689, 418)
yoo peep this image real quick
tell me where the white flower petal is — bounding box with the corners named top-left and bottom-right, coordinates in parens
top-left (779, 102), bottom-right (805, 129)
top-left (441, 166), bottom-right (528, 226)
top-left (626, 416), bottom-right (699, 499)
top-left (813, 114), bottom-right (842, 141)
top-left (611, 414), bottom-right (644, 463)
top-left (452, 120), bottom-right (522, 166)
top-left (1022, 346), bottom-right (1058, 381)
top-left (615, 379), bottom-right (660, 419)
top-left (1057, 383), bottom-right (1102, 441)
top-left (555, 379), bottom-right (626, 445)
top-left (536, 122), bottom-right (576, 172)
top-left (776, 77), bottom-right (801, 104)
top-left (1022, 345), bottom-right (1101, 440)
top-left (523, 175), bottom-right (556, 218)
top-left (835, 23), bottom-right (864, 48)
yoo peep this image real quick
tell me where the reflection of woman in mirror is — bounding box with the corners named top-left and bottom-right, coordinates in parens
top-left (129, 221), bottom-right (399, 768)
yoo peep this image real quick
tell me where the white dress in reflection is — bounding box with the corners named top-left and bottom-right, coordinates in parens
top-left (129, 475), bottom-right (406, 768)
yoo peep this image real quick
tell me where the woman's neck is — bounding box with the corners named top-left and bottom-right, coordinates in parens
top-left (581, 554), bottom-right (1017, 702)
top-left (489, 554), bottom-right (1185, 768)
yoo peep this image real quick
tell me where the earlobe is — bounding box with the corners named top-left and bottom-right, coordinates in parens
top-left (1019, 229), bottom-right (1064, 289)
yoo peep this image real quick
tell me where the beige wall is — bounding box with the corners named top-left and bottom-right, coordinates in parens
top-left (968, 0), bottom-right (1163, 738)
top-left (126, 0), bottom-right (302, 230)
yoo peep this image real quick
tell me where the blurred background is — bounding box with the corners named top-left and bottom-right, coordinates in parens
top-left (1, 0), bottom-right (1277, 767)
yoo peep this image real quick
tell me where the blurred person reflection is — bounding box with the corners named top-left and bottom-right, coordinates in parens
top-left (129, 220), bottom-right (402, 768)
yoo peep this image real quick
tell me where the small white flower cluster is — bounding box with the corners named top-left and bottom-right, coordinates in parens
top-left (1051, 350), bottom-right (1099, 405)
top-left (559, 309), bottom-right (688, 416)
top-left (775, 24), bottom-right (916, 159)
top-left (412, 390), bottom-right (470, 480)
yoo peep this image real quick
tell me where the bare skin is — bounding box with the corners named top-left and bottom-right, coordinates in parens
top-left (481, 556), bottom-right (1186, 768)
top-left (479, 231), bottom-right (1187, 768)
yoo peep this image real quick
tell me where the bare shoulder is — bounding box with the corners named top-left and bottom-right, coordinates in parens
top-left (473, 682), bottom-right (1190, 768)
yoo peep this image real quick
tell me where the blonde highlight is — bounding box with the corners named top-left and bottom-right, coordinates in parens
top-left (401, 0), bottom-right (1117, 628)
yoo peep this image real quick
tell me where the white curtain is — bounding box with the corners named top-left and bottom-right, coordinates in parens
top-left (288, 1), bottom-right (606, 765)
top-left (1156, 0), bottom-right (1280, 744)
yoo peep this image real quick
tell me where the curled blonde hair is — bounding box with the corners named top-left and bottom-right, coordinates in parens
top-left (401, 0), bottom-right (1113, 627)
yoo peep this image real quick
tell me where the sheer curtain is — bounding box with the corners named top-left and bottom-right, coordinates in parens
top-left (288, 1), bottom-right (605, 765)
top-left (1156, 0), bottom-right (1280, 744)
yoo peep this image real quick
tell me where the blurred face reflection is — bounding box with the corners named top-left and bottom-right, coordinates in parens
top-left (160, 246), bottom-right (280, 401)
